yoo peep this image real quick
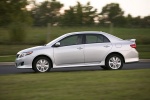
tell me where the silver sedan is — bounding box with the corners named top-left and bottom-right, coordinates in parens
top-left (15, 31), bottom-right (139, 72)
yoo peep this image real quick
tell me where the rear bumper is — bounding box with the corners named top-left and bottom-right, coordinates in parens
top-left (125, 60), bottom-right (139, 64)
top-left (125, 58), bottom-right (139, 63)
top-left (123, 49), bottom-right (139, 63)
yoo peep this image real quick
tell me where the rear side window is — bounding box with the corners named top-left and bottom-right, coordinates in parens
top-left (85, 34), bottom-right (110, 44)
top-left (103, 35), bottom-right (110, 42)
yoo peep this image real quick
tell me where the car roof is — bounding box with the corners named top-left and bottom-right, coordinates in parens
top-left (47, 31), bottom-right (123, 46)
top-left (66, 31), bottom-right (123, 42)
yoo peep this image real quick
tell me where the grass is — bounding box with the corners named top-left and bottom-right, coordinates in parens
top-left (0, 55), bottom-right (15, 62)
top-left (136, 45), bottom-right (150, 59)
top-left (0, 69), bottom-right (150, 100)
top-left (0, 45), bottom-right (36, 56)
top-left (0, 27), bottom-right (150, 44)
top-left (22, 27), bottom-right (150, 45)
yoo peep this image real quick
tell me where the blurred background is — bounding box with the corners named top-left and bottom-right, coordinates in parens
top-left (0, 0), bottom-right (150, 61)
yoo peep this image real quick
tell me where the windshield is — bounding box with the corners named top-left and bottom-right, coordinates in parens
top-left (46, 34), bottom-right (68, 46)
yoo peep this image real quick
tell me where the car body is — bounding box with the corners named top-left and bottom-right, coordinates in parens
top-left (15, 31), bottom-right (139, 72)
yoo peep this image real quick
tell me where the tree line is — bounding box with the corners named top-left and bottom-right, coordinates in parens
top-left (0, 0), bottom-right (150, 28)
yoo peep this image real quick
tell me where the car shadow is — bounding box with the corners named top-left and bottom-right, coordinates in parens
top-left (11, 63), bottom-right (150, 75)
top-left (18, 66), bottom-right (104, 74)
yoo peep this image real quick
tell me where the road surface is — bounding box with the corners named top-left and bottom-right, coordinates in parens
top-left (0, 62), bottom-right (150, 75)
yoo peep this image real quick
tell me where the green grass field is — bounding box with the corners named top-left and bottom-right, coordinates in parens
top-left (0, 27), bottom-right (150, 44)
top-left (0, 69), bottom-right (150, 100)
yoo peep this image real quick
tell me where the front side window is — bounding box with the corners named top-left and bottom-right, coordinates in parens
top-left (85, 34), bottom-right (110, 44)
top-left (59, 35), bottom-right (82, 46)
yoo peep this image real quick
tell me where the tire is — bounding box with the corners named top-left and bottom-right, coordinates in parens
top-left (33, 56), bottom-right (51, 72)
top-left (105, 54), bottom-right (123, 70)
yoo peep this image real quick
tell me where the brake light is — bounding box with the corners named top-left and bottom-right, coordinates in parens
top-left (130, 44), bottom-right (136, 48)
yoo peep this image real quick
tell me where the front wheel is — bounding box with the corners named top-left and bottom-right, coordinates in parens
top-left (105, 54), bottom-right (123, 70)
top-left (33, 57), bottom-right (51, 72)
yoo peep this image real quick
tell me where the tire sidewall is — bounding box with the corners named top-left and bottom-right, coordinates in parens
top-left (33, 57), bottom-right (51, 72)
top-left (105, 54), bottom-right (123, 70)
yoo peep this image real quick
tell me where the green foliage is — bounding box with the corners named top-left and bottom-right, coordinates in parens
top-left (0, 0), bottom-right (32, 26)
top-left (100, 3), bottom-right (125, 27)
top-left (9, 22), bottom-right (26, 43)
top-left (99, 3), bottom-right (150, 28)
top-left (0, 27), bottom-right (150, 45)
top-left (141, 16), bottom-right (150, 28)
top-left (126, 15), bottom-right (150, 28)
top-left (31, 0), bottom-right (63, 26)
top-left (0, 0), bottom-right (149, 27)
top-left (61, 2), bottom-right (97, 26)
top-left (101, 3), bottom-right (124, 19)
top-left (0, 0), bottom-right (32, 44)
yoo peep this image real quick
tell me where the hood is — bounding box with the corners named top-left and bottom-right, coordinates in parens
top-left (17, 46), bottom-right (45, 54)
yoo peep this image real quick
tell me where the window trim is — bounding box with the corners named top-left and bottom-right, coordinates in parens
top-left (84, 34), bottom-right (110, 44)
top-left (53, 34), bottom-right (84, 47)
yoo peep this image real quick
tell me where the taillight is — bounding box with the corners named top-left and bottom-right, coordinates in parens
top-left (130, 44), bottom-right (136, 48)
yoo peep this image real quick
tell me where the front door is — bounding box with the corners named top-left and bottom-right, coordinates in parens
top-left (53, 34), bottom-right (84, 66)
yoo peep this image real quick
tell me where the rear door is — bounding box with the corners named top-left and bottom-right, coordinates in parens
top-left (84, 34), bottom-right (112, 63)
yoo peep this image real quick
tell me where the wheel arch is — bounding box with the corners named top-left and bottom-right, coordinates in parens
top-left (32, 55), bottom-right (53, 68)
top-left (105, 52), bottom-right (125, 64)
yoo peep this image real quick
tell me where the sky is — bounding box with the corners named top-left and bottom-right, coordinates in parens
top-left (36, 0), bottom-right (150, 17)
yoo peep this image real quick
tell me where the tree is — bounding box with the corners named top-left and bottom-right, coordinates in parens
top-left (31, 0), bottom-right (63, 26)
top-left (60, 7), bottom-right (76, 26)
top-left (131, 16), bottom-right (142, 27)
top-left (0, 0), bottom-right (32, 43)
top-left (0, 0), bottom-right (31, 26)
top-left (126, 14), bottom-right (150, 28)
top-left (61, 2), bottom-right (97, 26)
top-left (82, 2), bottom-right (98, 25)
top-left (126, 14), bottom-right (133, 27)
top-left (100, 3), bottom-right (124, 27)
top-left (141, 16), bottom-right (150, 28)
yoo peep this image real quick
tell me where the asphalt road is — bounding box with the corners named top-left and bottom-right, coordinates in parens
top-left (0, 62), bottom-right (150, 75)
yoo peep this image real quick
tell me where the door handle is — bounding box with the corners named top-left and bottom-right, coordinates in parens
top-left (77, 47), bottom-right (83, 50)
top-left (104, 45), bottom-right (110, 48)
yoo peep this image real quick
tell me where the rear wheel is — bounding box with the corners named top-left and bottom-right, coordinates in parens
top-left (33, 56), bottom-right (51, 72)
top-left (105, 54), bottom-right (123, 70)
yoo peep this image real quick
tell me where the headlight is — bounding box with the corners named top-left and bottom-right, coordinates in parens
top-left (19, 51), bottom-right (33, 58)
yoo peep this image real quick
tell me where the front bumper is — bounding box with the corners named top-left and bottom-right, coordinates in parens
top-left (15, 55), bottom-right (33, 68)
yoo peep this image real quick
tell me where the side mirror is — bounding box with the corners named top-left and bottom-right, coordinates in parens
top-left (54, 42), bottom-right (60, 47)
